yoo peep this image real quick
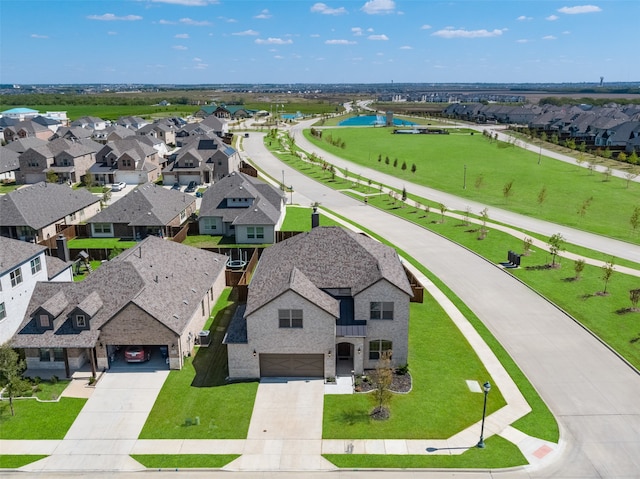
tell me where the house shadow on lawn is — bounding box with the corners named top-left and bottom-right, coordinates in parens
top-left (191, 302), bottom-right (237, 388)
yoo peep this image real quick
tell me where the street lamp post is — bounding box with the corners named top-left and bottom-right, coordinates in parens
top-left (476, 381), bottom-right (491, 448)
top-left (463, 164), bottom-right (467, 189)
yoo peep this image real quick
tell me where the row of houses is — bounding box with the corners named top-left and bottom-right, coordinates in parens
top-left (443, 103), bottom-right (640, 152)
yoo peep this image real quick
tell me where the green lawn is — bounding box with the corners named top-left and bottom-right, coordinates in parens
top-left (139, 289), bottom-right (258, 439)
top-left (0, 398), bottom-right (86, 439)
top-left (0, 455), bottom-right (47, 469)
top-left (303, 128), bottom-right (640, 244)
top-left (281, 206), bottom-right (341, 231)
top-left (73, 260), bottom-right (105, 282)
top-left (67, 238), bottom-right (137, 249)
top-left (324, 435), bottom-right (526, 468)
top-left (324, 298), bottom-right (506, 439)
top-left (131, 454), bottom-right (239, 469)
top-left (181, 235), bottom-right (269, 249)
top-left (0, 183), bottom-right (20, 194)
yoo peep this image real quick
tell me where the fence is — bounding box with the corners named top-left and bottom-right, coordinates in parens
top-left (170, 223), bottom-right (190, 244)
top-left (403, 264), bottom-right (424, 303)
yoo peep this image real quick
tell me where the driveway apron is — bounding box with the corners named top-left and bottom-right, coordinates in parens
top-left (224, 378), bottom-right (335, 471)
top-left (21, 369), bottom-right (169, 472)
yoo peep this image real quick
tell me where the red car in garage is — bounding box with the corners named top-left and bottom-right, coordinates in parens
top-left (124, 345), bottom-right (150, 363)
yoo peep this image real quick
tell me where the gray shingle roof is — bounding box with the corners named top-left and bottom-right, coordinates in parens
top-left (245, 226), bottom-right (412, 316)
top-left (0, 182), bottom-right (100, 230)
top-left (12, 236), bottom-right (227, 348)
top-left (87, 182), bottom-right (194, 227)
top-left (0, 146), bottom-right (20, 174)
top-left (45, 255), bottom-right (72, 280)
top-left (0, 236), bottom-right (45, 276)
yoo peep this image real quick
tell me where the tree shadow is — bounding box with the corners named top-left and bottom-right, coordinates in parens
top-left (335, 409), bottom-right (371, 426)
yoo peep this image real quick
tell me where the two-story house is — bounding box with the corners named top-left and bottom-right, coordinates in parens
top-left (198, 172), bottom-right (285, 244)
top-left (11, 236), bottom-right (227, 376)
top-left (86, 182), bottom-right (196, 240)
top-left (3, 120), bottom-right (54, 143)
top-left (224, 226), bottom-right (413, 379)
top-left (0, 237), bottom-right (73, 344)
top-left (0, 182), bottom-right (101, 243)
top-left (89, 137), bottom-right (161, 185)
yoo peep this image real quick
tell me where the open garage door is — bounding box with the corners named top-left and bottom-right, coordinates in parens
top-left (259, 354), bottom-right (324, 378)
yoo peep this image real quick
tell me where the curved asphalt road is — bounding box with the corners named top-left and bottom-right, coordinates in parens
top-left (243, 132), bottom-right (640, 479)
top-left (290, 120), bottom-right (640, 264)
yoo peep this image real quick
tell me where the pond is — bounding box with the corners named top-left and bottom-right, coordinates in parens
top-left (338, 115), bottom-right (416, 126)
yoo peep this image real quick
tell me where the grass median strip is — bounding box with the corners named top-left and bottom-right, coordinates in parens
top-left (0, 455), bottom-right (48, 469)
top-left (131, 454), bottom-right (239, 469)
top-left (0, 398), bottom-right (86, 440)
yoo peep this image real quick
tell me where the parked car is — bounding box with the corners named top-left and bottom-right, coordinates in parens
top-left (185, 181), bottom-right (197, 193)
top-left (124, 345), bottom-right (150, 363)
top-left (110, 182), bottom-right (127, 192)
top-left (171, 182), bottom-right (181, 191)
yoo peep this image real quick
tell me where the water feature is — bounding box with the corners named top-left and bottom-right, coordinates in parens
top-left (338, 115), bottom-right (417, 126)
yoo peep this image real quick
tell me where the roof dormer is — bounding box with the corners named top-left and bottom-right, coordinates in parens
top-left (69, 291), bottom-right (103, 331)
top-left (34, 291), bottom-right (68, 330)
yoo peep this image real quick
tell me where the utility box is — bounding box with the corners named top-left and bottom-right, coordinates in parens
top-left (197, 330), bottom-right (211, 347)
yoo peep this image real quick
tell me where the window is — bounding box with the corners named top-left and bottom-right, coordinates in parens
top-left (279, 309), bottom-right (303, 328)
top-left (53, 348), bottom-right (64, 362)
top-left (180, 209), bottom-right (187, 221)
top-left (39, 349), bottom-right (50, 362)
top-left (370, 301), bottom-right (394, 320)
top-left (247, 227), bottom-right (255, 239)
top-left (185, 159), bottom-right (194, 167)
top-left (76, 315), bottom-right (86, 327)
top-left (10, 268), bottom-right (22, 287)
top-left (0, 302), bottom-right (6, 320)
top-left (256, 226), bottom-right (264, 239)
top-left (69, 212), bottom-right (76, 221)
top-left (31, 257), bottom-right (42, 275)
top-left (93, 223), bottom-right (112, 234)
top-left (369, 340), bottom-right (392, 360)
top-left (40, 314), bottom-right (50, 328)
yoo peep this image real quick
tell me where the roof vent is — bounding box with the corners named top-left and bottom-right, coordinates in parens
top-left (183, 300), bottom-right (188, 305)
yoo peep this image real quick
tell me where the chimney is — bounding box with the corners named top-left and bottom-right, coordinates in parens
top-left (56, 234), bottom-right (70, 262)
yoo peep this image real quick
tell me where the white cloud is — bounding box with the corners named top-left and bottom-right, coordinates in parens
top-left (325, 39), bottom-right (357, 44)
top-left (368, 34), bottom-right (389, 40)
top-left (542, 35), bottom-right (557, 40)
top-left (179, 17), bottom-right (211, 26)
top-left (399, 45), bottom-right (412, 49)
top-left (30, 33), bottom-right (48, 39)
top-left (274, 55), bottom-right (284, 60)
top-left (311, 3), bottom-right (348, 15)
top-left (147, 0), bottom-right (218, 5)
top-left (194, 63), bottom-right (208, 69)
top-left (173, 45), bottom-right (188, 50)
top-left (255, 37), bottom-right (292, 45)
top-left (517, 15), bottom-right (533, 21)
top-left (158, 19), bottom-right (175, 25)
top-left (175, 33), bottom-right (190, 38)
top-left (546, 14), bottom-right (559, 21)
top-left (310, 33), bottom-right (320, 37)
top-left (107, 31), bottom-right (117, 35)
top-left (254, 9), bottom-right (272, 19)
top-left (193, 57), bottom-right (202, 62)
top-left (563, 30), bottom-right (571, 34)
top-left (361, 0), bottom-right (395, 15)
top-left (558, 5), bottom-right (601, 14)
top-left (87, 13), bottom-right (142, 21)
top-left (432, 27), bottom-right (506, 39)
top-left (421, 24), bottom-right (432, 30)
top-left (232, 29), bottom-right (259, 36)
top-left (516, 39), bottom-right (529, 43)
top-left (352, 27), bottom-right (363, 36)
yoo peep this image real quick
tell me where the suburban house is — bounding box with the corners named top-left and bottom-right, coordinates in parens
top-left (32, 115), bottom-right (62, 134)
top-left (198, 172), bottom-right (285, 244)
top-left (86, 182), bottom-right (196, 239)
top-left (52, 126), bottom-right (95, 142)
top-left (11, 236), bottom-right (227, 376)
top-left (199, 115), bottom-right (229, 137)
top-left (3, 120), bottom-right (54, 143)
top-left (137, 122), bottom-right (176, 146)
top-left (0, 146), bottom-right (20, 182)
top-left (70, 116), bottom-right (107, 131)
top-left (1, 107), bottom-right (40, 121)
top-left (117, 116), bottom-right (149, 130)
top-left (17, 137), bottom-right (100, 184)
top-left (89, 137), bottom-right (161, 185)
top-left (224, 226), bottom-right (413, 379)
top-left (0, 237), bottom-right (73, 344)
top-left (0, 182), bottom-right (101, 243)
top-left (91, 125), bottom-right (135, 143)
top-left (163, 135), bottom-right (239, 185)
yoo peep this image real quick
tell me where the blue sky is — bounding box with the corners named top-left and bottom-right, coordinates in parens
top-left (1, 0), bottom-right (637, 84)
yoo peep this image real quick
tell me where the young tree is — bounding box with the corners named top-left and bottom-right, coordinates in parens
top-left (537, 185), bottom-right (548, 207)
top-left (411, 163), bottom-right (417, 174)
top-left (540, 131), bottom-right (548, 143)
top-left (630, 206), bottom-right (640, 234)
top-left (401, 186), bottom-right (407, 202)
top-left (479, 207), bottom-right (489, 240)
top-left (603, 167), bottom-right (613, 182)
top-left (523, 237), bottom-right (533, 256)
top-left (629, 151), bottom-right (639, 165)
top-left (385, 156), bottom-right (390, 165)
top-left (618, 152), bottom-right (627, 163)
top-left (0, 344), bottom-right (29, 416)
top-left (577, 196), bottom-right (594, 221)
top-left (370, 350), bottom-right (393, 420)
top-left (393, 158), bottom-right (398, 168)
top-left (45, 170), bottom-right (59, 184)
top-left (401, 161), bottom-right (407, 171)
top-left (574, 259), bottom-right (586, 280)
top-left (503, 180), bottom-right (514, 203)
top-left (629, 289), bottom-right (640, 311)
top-left (439, 203), bottom-right (447, 223)
top-left (548, 233), bottom-right (565, 267)
top-left (377, 153), bottom-right (382, 163)
top-left (601, 260), bottom-right (615, 295)
top-left (550, 133), bottom-right (559, 145)
top-left (625, 169), bottom-right (638, 188)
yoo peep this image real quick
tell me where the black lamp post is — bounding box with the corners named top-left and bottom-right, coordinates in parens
top-left (476, 381), bottom-right (491, 448)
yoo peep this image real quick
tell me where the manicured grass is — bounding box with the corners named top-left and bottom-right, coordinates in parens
top-left (73, 260), bottom-right (105, 282)
top-left (139, 288), bottom-right (258, 439)
top-left (21, 379), bottom-right (71, 401)
top-left (281, 206), bottom-right (341, 231)
top-left (0, 455), bottom-right (47, 469)
top-left (323, 298), bottom-right (507, 439)
top-left (303, 128), bottom-right (640, 244)
top-left (324, 435), bottom-right (526, 468)
top-left (0, 398), bottom-right (86, 439)
top-left (181, 235), bottom-right (269, 249)
top-left (0, 183), bottom-right (20, 194)
top-left (67, 238), bottom-right (137, 249)
top-left (131, 454), bottom-right (239, 469)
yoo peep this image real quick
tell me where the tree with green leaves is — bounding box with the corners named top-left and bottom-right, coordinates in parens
top-left (601, 260), bottom-right (615, 295)
top-left (370, 350), bottom-right (393, 420)
top-left (0, 344), bottom-right (29, 416)
top-left (411, 163), bottom-right (417, 174)
top-left (629, 150), bottom-right (639, 165)
top-left (548, 233), bottom-right (565, 267)
top-left (45, 170), bottom-right (59, 184)
top-left (629, 289), bottom-right (640, 311)
top-left (401, 161), bottom-right (407, 171)
top-left (439, 203), bottom-right (447, 223)
top-left (393, 158), bottom-right (398, 168)
top-left (574, 259), bottom-right (586, 280)
top-left (630, 206), bottom-right (640, 234)
top-left (503, 180), bottom-right (514, 203)
top-left (577, 196), bottom-right (594, 221)
top-left (618, 152), bottom-right (627, 163)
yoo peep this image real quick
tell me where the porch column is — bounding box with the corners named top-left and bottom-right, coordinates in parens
top-left (88, 347), bottom-right (97, 377)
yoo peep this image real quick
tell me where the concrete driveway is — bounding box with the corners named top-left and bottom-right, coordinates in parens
top-left (21, 369), bottom-right (169, 473)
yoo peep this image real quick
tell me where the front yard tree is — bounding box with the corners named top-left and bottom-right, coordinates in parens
top-left (574, 259), bottom-right (586, 280)
top-left (370, 350), bottom-right (393, 420)
top-left (630, 289), bottom-right (640, 311)
top-left (401, 161), bottom-right (407, 171)
top-left (601, 260), bottom-right (615, 295)
top-left (630, 206), bottom-right (640, 235)
top-left (0, 344), bottom-right (29, 416)
top-left (548, 233), bottom-right (565, 267)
